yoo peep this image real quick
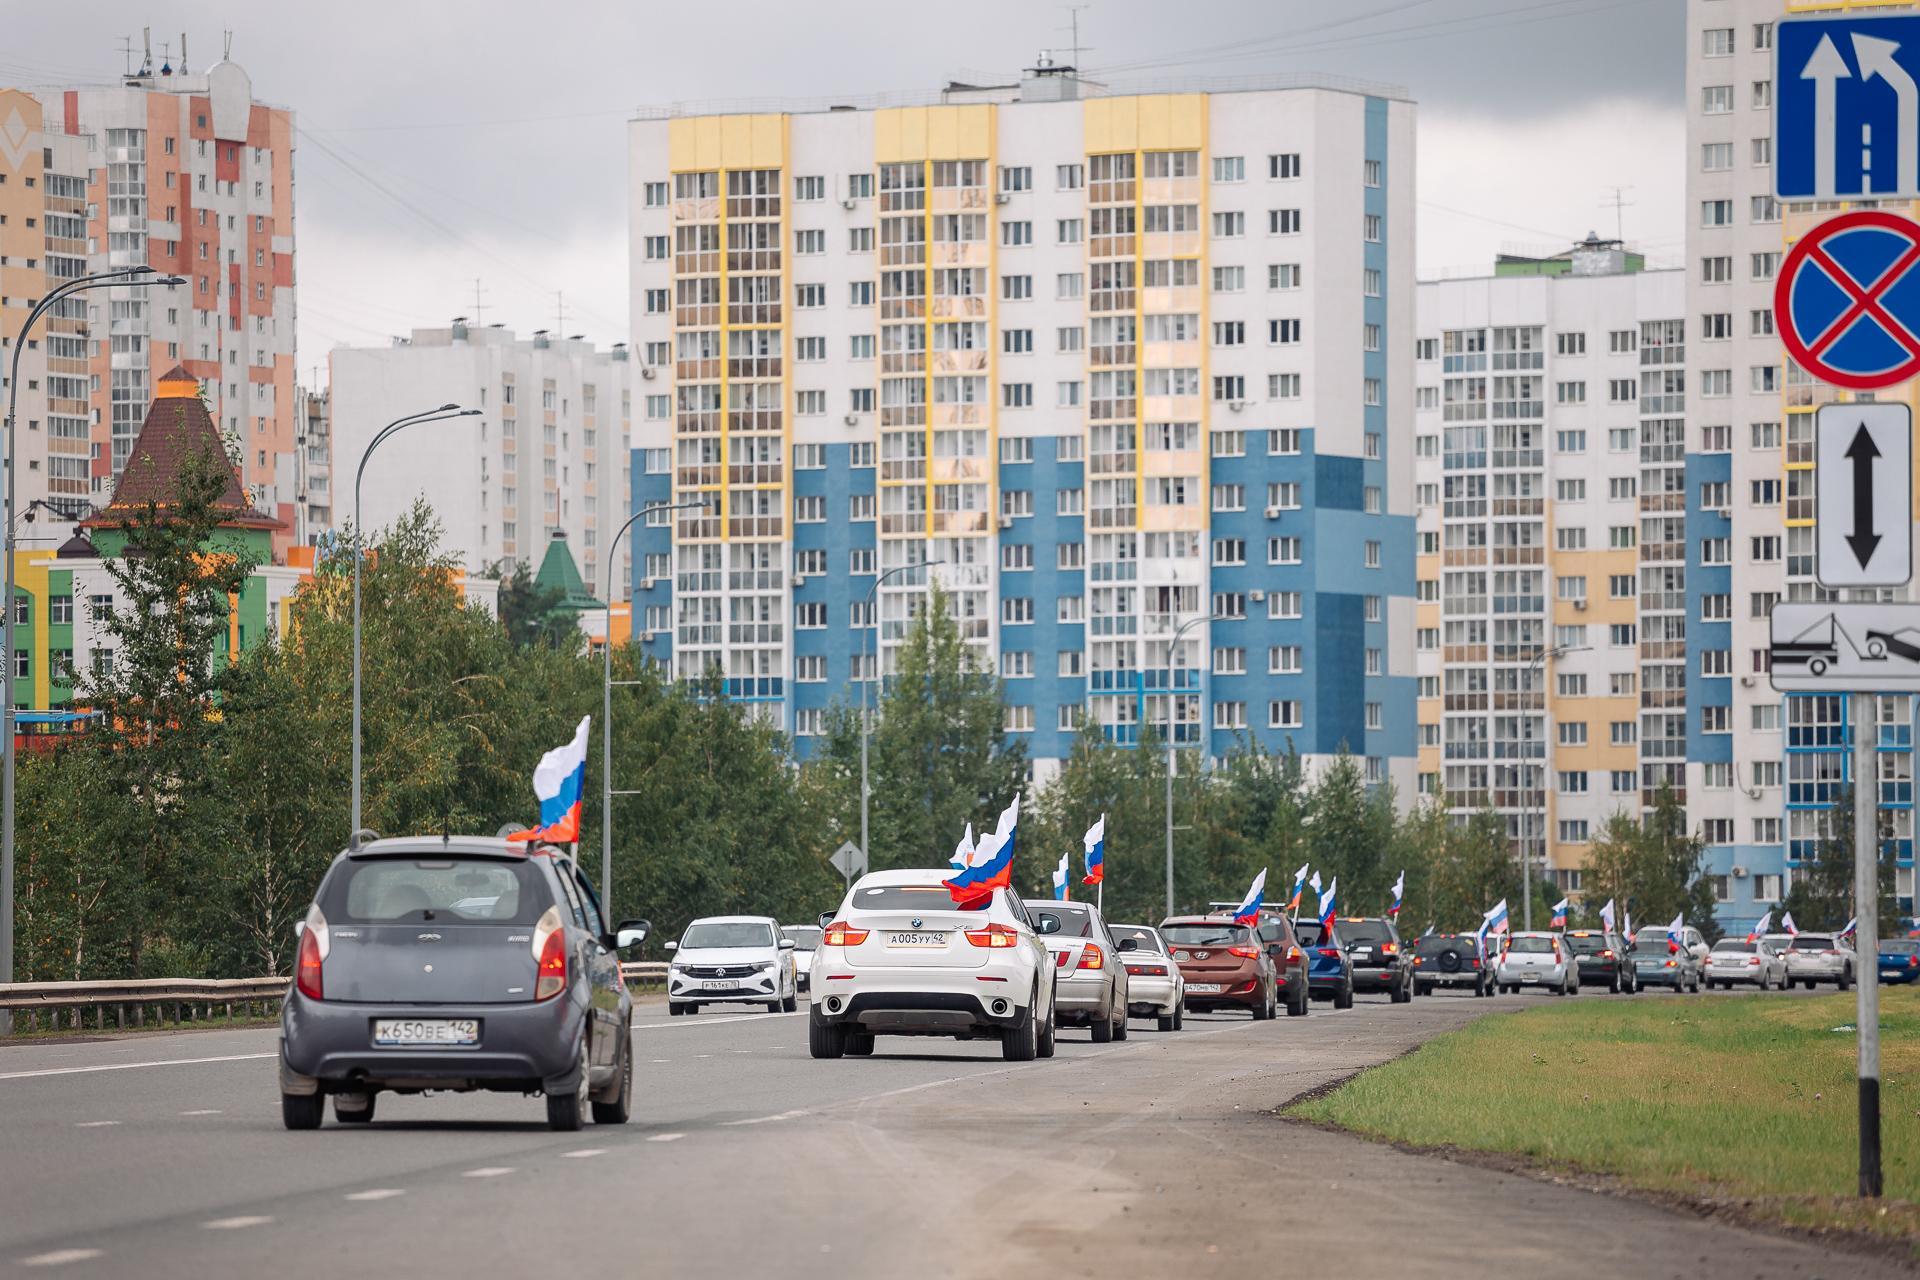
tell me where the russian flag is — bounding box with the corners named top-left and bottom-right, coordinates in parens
top-left (1477, 899), bottom-right (1509, 941)
top-left (1781, 910), bottom-right (1799, 938)
top-left (1317, 876), bottom-right (1338, 928)
top-left (1599, 898), bottom-right (1616, 933)
top-left (1746, 910), bottom-right (1772, 943)
top-left (1285, 862), bottom-right (1310, 912)
top-left (1389, 869), bottom-right (1405, 918)
top-left (945, 795), bottom-right (1018, 904)
top-left (1081, 814), bottom-right (1105, 886)
top-left (1233, 868), bottom-right (1268, 926)
top-left (1550, 897), bottom-right (1568, 929)
top-left (507, 716), bottom-right (591, 844)
top-left (950, 823), bottom-right (975, 871)
top-left (1664, 913), bottom-right (1685, 954)
top-left (1838, 916), bottom-right (1857, 939)
top-left (1052, 850), bottom-right (1070, 901)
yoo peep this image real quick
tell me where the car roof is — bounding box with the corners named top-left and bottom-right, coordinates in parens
top-left (1160, 914), bottom-right (1248, 925)
top-left (685, 915), bottom-right (779, 926)
top-left (1507, 930), bottom-right (1558, 938)
top-left (345, 836), bottom-right (540, 860)
top-left (853, 868), bottom-right (957, 888)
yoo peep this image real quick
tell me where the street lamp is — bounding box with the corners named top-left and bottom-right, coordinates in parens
top-left (599, 496), bottom-right (711, 902)
top-left (1164, 613), bottom-right (1220, 918)
top-left (859, 556), bottom-right (944, 875)
top-left (351, 405), bottom-right (479, 841)
top-left (2, 265), bottom-right (182, 1011)
top-left (1522, 641), bottom-right (1587, 932)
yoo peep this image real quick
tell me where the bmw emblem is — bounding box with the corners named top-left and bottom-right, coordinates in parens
top-left (911, 917), bottom-right (923, 929)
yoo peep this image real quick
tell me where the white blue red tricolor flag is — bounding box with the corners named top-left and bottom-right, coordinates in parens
top-left (945, 794), bottom-right (1019, 905)
top-left (1233, 868), bottom-right (1268, 926)
top-left (1747, 910), bottom-right (1772, 943)
top-left (1781, 910), bottom-right (1799, 938)
top-left (1389, 870), bottom-right (1404, 918)
top-left (1839, 916), bottom-right (1858, 939)
top-left (1285, 863), bottom-right (1311, 912)
top-left (1081, 814), bottom-right (1105, 886)
top-left (507, 715), bottom-right (591, 844)
top-left (1623, 909), bottom-right (1634, 943)
top-left (950, 823), bottom-right (975, 870)
top-left (1052, 849), bottom-right (1070, 901)
top-left (1317, 876), bottom-right (1338, 928)
top-left (1599, 898), bottom-right (1616, 933)
top-left (1477, 899), bottom-right (1509, 941)
top-left (1550, 897), bottom-right (1568, 929)
top-left (1664, 913), bottom-right (1685, 953)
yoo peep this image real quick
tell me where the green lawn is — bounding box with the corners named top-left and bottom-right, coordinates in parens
top-left (1290, 987), bottom-right (1920, 1252)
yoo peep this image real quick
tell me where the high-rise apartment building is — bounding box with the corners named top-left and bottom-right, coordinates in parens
top-left (330, 324), bottom-right (635, 589)
top-left (1687, 0), bottom-right (1916, 928)
top-left (0, 52), bottom-right (298, 535)
top-left (628, 68), bottom-right (1417, 783)
top-left (295, 383), bottom-right (331, 541)
top-left (1415, 242), bottom-right (1684, 892)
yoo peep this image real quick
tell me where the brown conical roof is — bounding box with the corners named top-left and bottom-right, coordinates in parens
top-left (81, 367), bottom-right (284, 531)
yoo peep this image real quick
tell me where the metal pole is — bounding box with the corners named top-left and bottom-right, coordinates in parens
top-left (600, 497), bottom-right (707, 902)
top-left (1164, 614), bottom-right (1211, 919)
top-left (350, 406), bottom-right (474, 842)
top-left (858, 557), bottom-right (942, 873)
top-left (2, 266), bottom-right (175, 1025)
top-left (1853, 692), bottom-right (1882, 1198)
top-left (1521, 643), bottom-right (1586, 933)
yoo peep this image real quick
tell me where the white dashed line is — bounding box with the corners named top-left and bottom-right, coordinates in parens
top-left (559, 1148), bottom-right (606, 1159)
top-left (344, 1189), bottom-right (405, 1201)
top-left (646, 1132), bottom-right (685, 1143)
top-left (202, 1216), bottom-right (272, 1231)
top-left (180, 1109), bottom-right (223, 1116)
top-left (0, 1052), bottom-right (275, 1081)
top-left (73, 1120), bottom-right (120, 1128)
top-left (649, 1059), bottom-right (670, 1063)
top-left (718, 1109), bottom-right (807, 1127)
top-left (18, 1249), bottom-right (104, 1268)
top-left (463, 1167), bottom-right (515, 1178)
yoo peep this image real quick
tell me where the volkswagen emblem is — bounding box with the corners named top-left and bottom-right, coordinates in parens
top-left (911, 917), bottom-right (923, 929)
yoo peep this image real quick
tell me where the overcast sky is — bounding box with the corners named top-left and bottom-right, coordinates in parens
top-left (5, 0), bottom-right (1683, 375)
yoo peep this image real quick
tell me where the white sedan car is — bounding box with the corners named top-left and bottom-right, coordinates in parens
top-left (1110, 924), bottom-right (1185, 1031)
top-left (1495, 931), bottom-right (1577, 995)
top-left (808, 869), bottom-right (1057, 1062)
top-left (1705, 938), bottom-right (1787, 990)
top-left (781, 924), bottom-right (822, 992)
top-left (665, 916), bottom-right (797, 1014)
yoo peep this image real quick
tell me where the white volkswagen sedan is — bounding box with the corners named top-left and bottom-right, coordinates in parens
top-left (808, 869), bottom-right (1057, 1061)
top-left (665, 916), bottom-right (796, 1014)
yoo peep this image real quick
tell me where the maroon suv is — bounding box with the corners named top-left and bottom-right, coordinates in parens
top-left (1160, 915), bottom-right (1281, 1019)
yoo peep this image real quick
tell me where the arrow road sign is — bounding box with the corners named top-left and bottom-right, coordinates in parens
top-left (1775, 210), bottom-right (1920, 391)
top-left (1771, 602), bottom-right (1920, 691)
top-left (1780, 14), bottom-right (1920, 200)
top-left (1816, 402), bottom-right (1911, 587)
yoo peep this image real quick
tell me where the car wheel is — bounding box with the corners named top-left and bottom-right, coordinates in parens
top-left (1609, 973), bottom-right (1621, 994)
top-left (282, 1091), bottom-right (324, 1131)
top-left (545, 1037), bottom-right (590, 1132)
top-left (334, 1093), bottom-right (376, 1124)
top-left (591, 1030), bottom-right (632, 1125)
top-left (765, 1000), bottom-right (781, 1013)
top-left (668, 1001), bottom-right (685, 1017)
top-left (1113, 1002), bottom-right (1130, 1040)
top-left (1174, 1002), bottom-right (1185, 1030)
top-left (781, 994), bottom-right (797, 1013)
top-left (845, 1032), bottom-right (876, 1057)
top-left (1250, 983), bottom-right (1272, 1020)
top-left (1038, 994), bottom-right (1057, 1058)
top-left (1413, 982), bottom-right (1431, 1000)
top-left (1840, 969), bottom-right (1853, 991)
top-left (1090, 1010), bottom-right (1114, 1042)
top-left (1002, 1000), bottom-right (1039, 1062)
top-left (808, 1018), bottom-right (848, 1060)
top-left (1335, 981), bottom-right (1354, 1010)
top-left (1157, 1011), bottom-right (1175, 1031)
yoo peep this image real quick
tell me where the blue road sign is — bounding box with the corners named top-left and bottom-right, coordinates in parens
top-left (1779, 13), bottom-right (1920, 201)
top-left (1775, 210), bottom-right (1920, 390)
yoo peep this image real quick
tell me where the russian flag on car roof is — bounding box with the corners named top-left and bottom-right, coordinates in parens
top-left (1550, 897), bottom-right (1568, 929)
top-left (944, 795), bottom-right (1019, 905)
top-left (1747, 910), bottom-right (1772, 944)
top-left (1233, 868), bottom-right (1268, 926)
top-left (1317, 876), bottom-right (1339, 928)
top-left (1781, 910), bottom-right (1799, 937)
top-left (1081, 814), bottom-right (1105, 886)
top-left (1389, 870), bottom-right (1405, 918)
top-left (950, 823), bottom-right (975, 871)
top-left (1052, 849), bottom-right (1070, 901)
top-left (1664, 913), bottom-right (1685, 953)
top-left (1285, 862), bottom-right (1311, 912)
top-left (507, 715), bottom-right (591, 844)
top-left (1477, 899), bottom-right (1508, 941)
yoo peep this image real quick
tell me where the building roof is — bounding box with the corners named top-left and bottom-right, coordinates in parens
top-left (81, 367), bottom-right (284, 533)
top-left (533, 530), bottom-right (602, 614)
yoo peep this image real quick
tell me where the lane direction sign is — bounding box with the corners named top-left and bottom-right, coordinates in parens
top-left (1779, 14), bottom-right (1920, 201)
top-left (1776, 210), bottom-right (1920, 390)
top-left (1816, 402), bottom-right (1912, 587)
top-left (1770, 602), bottom-right (1920, 691)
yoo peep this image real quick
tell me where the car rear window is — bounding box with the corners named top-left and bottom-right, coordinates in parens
top-left (1883, 939), bottom-right (1920, 954)
top-left (1162, 922), bottom-right (1250, 947)
top-left (683, 921), bottom-right (774, 949)
top-left (851, 884), bottom-right (991, 912)
top-left (1028, 904), bottom-right (1096, 937)
top-left (324, 857), bottom-right (547, 925)
top-left (1416, 936), bottom-right (1472, 957)
top-left (1565, 933), bottom-right (1609, 953)
top-left (1340, 919), bottom-right (1394, 944)
top-left (1630, 936), bottom-right (1673, 954)
top-left (1714, 941), bottom-right (1756, 953)
top-left (1791, 936), bottom-right (1834, 950)
top-left (781, 926), bottom-right (821, 951)
top-left (1508, 936), bottom-right (1554, 953)
top-left (1109, 925), bottom-right (1165, 953)
top-left (1293, 921), bottom-right (1332, 947)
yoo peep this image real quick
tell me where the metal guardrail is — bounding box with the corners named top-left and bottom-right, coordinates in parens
top-left (0, 963), bottom-right (673, 1034)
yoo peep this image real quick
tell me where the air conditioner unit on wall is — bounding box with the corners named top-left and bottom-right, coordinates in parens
top-left (1731, 865), bottom-right (1749, 879)
top-left (1265, 506), bottom-right (1282, 519)
top-left (1249, 589), bottom-right (1266, 602)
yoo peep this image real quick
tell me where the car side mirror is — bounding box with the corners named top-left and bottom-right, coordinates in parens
top-left (818, 911), bottom-right (836, 930)
top-left (613, 918), bottom-right (651, 950)
top-left (664, 940), bottom-right (678, 952)
top-left (293, 920), bottom-right (306, 939)
top-left (1117, 937), bottom-right (1138, 952)
top-left (1035, 914), bottom-right (1061, 936)
top-left (779, 938), bottom-right (796, 950)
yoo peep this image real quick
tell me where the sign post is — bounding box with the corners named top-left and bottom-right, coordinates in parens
top-left (1854, 696), bottom-right (1882, 1199)
top-left (828, 839), bottom-right (866, 889)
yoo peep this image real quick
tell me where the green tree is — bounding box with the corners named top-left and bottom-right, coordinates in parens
top-left (1777, 784), bottom-right (1900, 934)
top-left (1582, 784), bottom-right (1719, 941)
top-left (495, 560), bottom-right (576, 650)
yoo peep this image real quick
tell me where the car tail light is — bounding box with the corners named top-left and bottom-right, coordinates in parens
top-left (964, 923), bottom-right (1019, 948)
top-left (1380, 942), bottom-right (1398, 954)
top-left (823, 922), bottom-right (869, 947)
top-left (1056, 950), bottom-right (1072, 968)
top-left (1909, 955), bottom-right (1919, 969)
top-left (1823, 949), bottom-right (1841, 957)
top-left (295, 904), bottom-right (328, 1001)
top-left (1126, 963), bottom-right (1168, 976)
top-left (1601, 949), bottom-right (1615, 959)
top-left (1226, 945), bottom-right (1260, 959)
top-left (1286, 945), bottom-right (1302, 962)
top-left (1748, 957), bottom-right (1762, 966)
top-left (1317, 947), bottom-right (1340, 959)
top-left (532, 905), bottom-right (567, 1001)
top-left (1469, 957), bottom-right (1481, 968)
top-left (1665, 959), bottom-right (1677, 968)
top-left (1077, 944), bottom-right (1106, 970)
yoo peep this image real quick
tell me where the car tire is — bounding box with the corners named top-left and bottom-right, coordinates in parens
top-left (545, 1038), bottom-right (590, 1132)
top-left (591, 1031), bottom-right (633, 1126)
top-left (668, 1001), bottom-right (684, 1016)
top-left (1114, 1004), bottom-right (1130, 1040)
top-left (1840, 969), bottom-right (1853, 991)
top-left (781, 994), bottom-right (797, 1013)
top-left (282, 1091), bottom-right (324, 1131)
top-left (1251, 983), bottom-right (1272, 1020)
top-left (845, 1032), bottom-right (875, 1057)
top-left (1609, 973), bottom-right (1621, 994)
top-left (1002, 1001), bottom-right (1039, 1062)
top-left (1038, 995), bottom-right (1057, 1058)
top-left (765, 1001), bottom-right (781, 1013)
top-left (1157, 1010), bottom-right (1175, 1031)
top-left (1335, 981), bottom-right (1354, 1011)
top-left (334, 1094), bottom-right (376, 1124)
top-left (1413, 982), bottom-right (1432, 999)
top-left (809, 1018), bottom-right (848, 1060)
top-left (1091, 1011), bottom-right (1114, 1042)
top-left (1288, 981), bottom-right (1309, 1016)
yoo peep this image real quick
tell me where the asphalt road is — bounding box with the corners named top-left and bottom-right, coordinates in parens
top-left (0, 985), bottom-right (1898, 1279)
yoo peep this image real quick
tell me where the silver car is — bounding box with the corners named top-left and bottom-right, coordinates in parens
top-left (1024, 900), bottom-right (1131, 1042)
top-left (1705, 938), bottom-right (1786, 990)
top-left (1495, 931), bottom-right (1576, 995)
top-left (1628, 931), bottom-right (1702, 992)
top-left (1110, 924), bottom-right (1185, 1031)
top-left (1784, 934), bottom-right (1857, 989)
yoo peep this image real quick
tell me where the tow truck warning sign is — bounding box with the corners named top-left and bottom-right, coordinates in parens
top-left (1770, 602), bottom-right (1920, 691)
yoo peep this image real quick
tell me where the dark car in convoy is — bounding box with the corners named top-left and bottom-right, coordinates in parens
top-left (1291, 918), bottom-right (1355, 1008)
top-left (1563, 929), bottom-right (1634, 993)
top-left (1880, 937), bottom-right (1920, 985)
top-left (279, 836), bottom-right (650, 1132)
top-left (1253, 912), bottom-right (1312, 1017)
top-left (1412, 932), bottom-right (1495, 997)
top-left (1338, 916), bottom-right (1414, 1003)
top-left (1161, 915), bottom-right (1280, 1019)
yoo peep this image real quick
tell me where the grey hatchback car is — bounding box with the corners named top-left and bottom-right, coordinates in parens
top-left (279, 837), bottom-right (650, 1132)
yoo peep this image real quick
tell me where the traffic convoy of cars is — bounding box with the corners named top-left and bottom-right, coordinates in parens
top-left (274, 837), bottom-right (1889, 1131)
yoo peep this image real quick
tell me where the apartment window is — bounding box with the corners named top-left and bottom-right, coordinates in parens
top-left (850, 387), bottom-right (875, 413)
top-left (1752, 251), bottom-right (1780, 281)
top-left (644, 289), bottom-right (669, 314)
top-left (796, 390), bottom-right (826, 416)
top-left (1057, 487), bottom-right (1084, 516)
top-left (1213, 702), bottom-right (1247, 731)
top-left (1268, 482), bottom-right (1301, 511)
top-left (1214, 320), bottom-right (1246, 347)
top-left (794, 495), bottom-right (826, 523)
top-left (794, 443), bottom-right (826, 470)
top-left (1752, 136), bottom-right (1773, 167)
top-left (1213, 266), bottom-right (1245, 293)
top-left (1558, 722), bottom-right (1587, 747)
top-left (795, 284), bottom-right (825, 309)
top-left (1057, 381), bottom-right (1083, 408)
top-left (1751, 479), bottom-right (1780, 507)
top-left (1002, 383), bottom-right (1033, 408)
top-left (1700, 369), bottom-right (1732, 397)
top-left (1364, 486), bottom-right (1382, 514)
top-left (1365, 541), bottom-right (1381, 568)
top-left (1212, 646), bottom-right (1246, 675)
top-left (1701, 200), bottom-right (1732, 228)
top-left (1751, 421), bottom-right (1780, 449)
top-left (1001, 651), bottom-right (1033, 679)
top-left (1750, 309), bottom-right (1775, 337)
top-left (849, 548), bottom-right (876, 575)
top-left (1558, 821), bottom-right (1591, 845)
top-left (1270, 645), bottom-right (1303, 675)
top-left (848, 173), bottom-right (874, 199)
top-left (1057, 326), bottom-right (1084, 354)
top-left (1269, 152), bottom-right (1301, 180)
top-left (1270, 263), bottom-right (1301, 290)
top-left (1004, 328), bottom-right (1033, 355)
top-left (1002, 220), bottom-right (1032, 247)
top-left (1000, 436), bottom-right (1033, 464)
top-left (1703, 27), bottom-right (1734, 57)
top-left (1269, 208), bottom-right (1302, 235)
top-left (1269, 700), bottom-right (1303, 729)
top-left (1212, 430), bottom-right (1246, 458)
top-left (1269, 537), bottom-right (1302, 564)
top-left (1002, 598), bottom-right (1034, 625)
top-left (1212, 538), bottom-right (1246, 566)
top-left (1213, 375), bottom-right (1246, 403)
top-left (848, 226), bottom-right (874, 253)
top-left (998, 165), bottom-right (1031, 193)
top-left (1702, 141), bottom-right (1733, 172)
top-left (1211, 484), bottom-right (1245, 512)
top-left (1002, 275), bottom-right (1032, 301)
top-left (1556, 478), bottom-right (1587, 502)
top-left (1753, 704), bottom-right (1780, 732)
top-left (796, 336), bottom-right (826, 362)
top-left (1056, 218), bottom-right (1083, 244)
top-left (643, 181), bottom-right (668, 207)
top-left (1753, 80), bottom-right (1773, 110)
top-left (1269, 318), bottom-right (1301, 345)
top-left (1364, 268), bottom-right (1382, 297)
top-left (1059, 651), bottom-right (1084, 678)
top-left (1212, 155), bottom-right (1245, 182)
top-left (1058, 542), bottom-right (1084, 571)
top-left (1751, 364), bottom-right (1778, 393)
top-left (849, 281), bottom-right (874, 307)
top-left (1750, 195), bottom-right (1779, 224)
top-left (1559, 771), bottom-right (1589, 795)
top-left (1703, 84), bottom-right (1733, 114)
top-left (1213, 592), bottom-right (1247, 620)
top-left (1555, 381), bottom-right (1586, 405)
top-left (1365, 595), bottom-right (1382, 623)
top-left (1213, 211), bottom-right (1245, 238)
top-left (1001, 543), bottom-right (1033, 572)
top-left (1003, 706), bottom-right (1034, 734)
top-left (1001, 490), bottom-right (1033, 518)
top-left (796, 603), bottom-right (828, 629)
top-left (794, 228), bottom-right (825, 255)
top-left (1056, 163), bottom-right (1084, 191)
top-left (794, 175), bottom-right (825, 201)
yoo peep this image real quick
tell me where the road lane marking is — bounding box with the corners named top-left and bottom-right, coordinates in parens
top-left (18, 1249), bottom-right (104, 1268)
top-left (646, 1133), bottom-right (685, 1142)
top-left (180, 1109), bottom-right (223, 1116)
top-left (630, 1011), bottom-right (805, 1030)
top-left (719, 1109), bottom-right (807, 1127)
top-left (560, 1148), bottom-right (606, 1159)
top-left (73, 1120), bottom-right (120, 1128)
top-left (344, 1189), bottom-right (405, 1201)
top-left (202, 1216), bottom-right (272, 1230)
top-left (463, 1167), bottom-right (515, 1178)
top-left (0, 1052), bottom-right (275, 1081)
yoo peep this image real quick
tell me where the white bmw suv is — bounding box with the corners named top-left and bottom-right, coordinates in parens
top-left (808, 869), bottom-right (1057, 1062)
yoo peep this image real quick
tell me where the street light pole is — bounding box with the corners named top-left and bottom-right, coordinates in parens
top-left (1523, 642), bottom-right (1586, 932)
top-left (351, 406), bottom-right (477, 843)
top-left (2, 265), bottom-right (181, 1015)
top-left (600, 496), bottom-right (709, 902)
top-left (860, 556), bottom-right (943, 873)
top-left (1165, 613), bottom-right (1216, 919)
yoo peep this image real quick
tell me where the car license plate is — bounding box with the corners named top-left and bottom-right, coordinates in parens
top-left (1187, 983), bottom-right (1223, 993)
top-left (886, 932), bottom-right (946, 948)
top-left (701, 979), bottom-right (739, 991)
top-left (372, 1018), bottom-right (478, 1047)
top-left (1884, 969), bottom-right (1903, 978)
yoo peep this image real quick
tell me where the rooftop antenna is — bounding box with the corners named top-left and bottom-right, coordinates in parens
top-left (223, 29), bottom-right (234, 59)
top-left (180, 33), bottom-right (188, 74)
top-left (118, 35), bottom-right (134, 79)
top-left (471, 277), bottom-right (487, 326)
top-left (1602, 185), bottom-right (1635, 244)
top-left (158, 37), bottom-right (172, 75)
top-left (554, 290), bottom-right (568, 335)
top-left (1059, 4), bottom-right (1092, 69)
top-left (140, 27), bottom-right (152, 77)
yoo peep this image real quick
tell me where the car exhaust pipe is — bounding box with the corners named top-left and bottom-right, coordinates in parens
top-left (990, 998), bottom-right (1010, 1016)
top-left (824, 996), bottom-right (844, 1014)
